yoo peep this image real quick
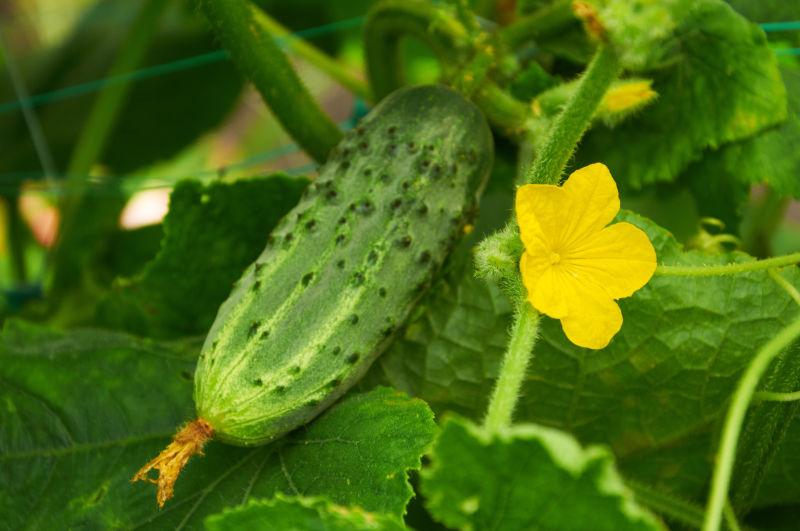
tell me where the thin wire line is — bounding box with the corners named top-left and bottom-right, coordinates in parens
top-left (3, 116), bottom-right (355, 197)
top-left (0, 16), bottom-right (365, 116)
top-left (775, 48), bottom-right (800, 56)
top-left (760, 21), bottom-right (800, 32)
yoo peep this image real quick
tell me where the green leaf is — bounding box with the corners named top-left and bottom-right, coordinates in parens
top-left (680, 65), bottom-right (800, 204)
top-left (97, 175), bottom-right (307, 338)
top-left (421, 417), bottom-right (664, 531)
top-left (205, 495), bottom-right (407, 530)
top-left (371, 247), bottom-right (510, 418)
top-left (0, 323), bottom-right (436, 529)
top-left (576, 0), bottom-right (787, 188)
top-left (378, 210), bottom-right (800, 500)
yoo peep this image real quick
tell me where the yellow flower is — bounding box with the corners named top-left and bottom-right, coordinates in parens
top-left (516, 163), bottom-right (656, 349)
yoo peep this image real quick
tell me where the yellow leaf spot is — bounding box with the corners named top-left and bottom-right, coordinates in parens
top-left (463, 223), bottom-right (475, 235)
top-left (516, 163), bottom-right (657, 349)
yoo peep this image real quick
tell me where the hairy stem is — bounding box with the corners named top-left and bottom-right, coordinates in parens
top-left (500, 0), bottom-right (576, 48)
top-left (484, 301), bottom-right (540, 432)
top-left (703, 315), bottom-right (800, 531)
top-left (656, 253), bottom-right (800, 277)
top-left (197, 0), bottom-right (341, 163)
top-left (251, 8), bottom-right (371, 100)
top-left (524, 45), bottom-right (621, 184)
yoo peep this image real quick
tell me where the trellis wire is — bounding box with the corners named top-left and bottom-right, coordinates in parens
top-left (0, 14), bottom-right (798, 190)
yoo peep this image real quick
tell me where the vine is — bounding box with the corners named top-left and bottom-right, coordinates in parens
top-left (197, 0), bottom-right (342, 163)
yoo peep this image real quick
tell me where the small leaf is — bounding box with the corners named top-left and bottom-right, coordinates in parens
top-left (205, 495), bottom-right (407, 530)
top-left (97, 174), bottom-right (307, 338)
top-left (0, 323), bottom-right (436, 528)
top-left (421, 417), bottom-right (664, 531)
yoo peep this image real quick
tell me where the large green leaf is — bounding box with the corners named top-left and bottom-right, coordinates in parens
top-left (0, 323), bottom-right (436, 529)
top-left (421, 417), bottom-right (663, 531)
top-left (205, 495), bottom-right (406, 530)
top-left (377, 211), bottom-right (800, 500)
top-left (97, 174), bottom-right (307, 338)
top-left (575, 0), bottom-right (787, 188)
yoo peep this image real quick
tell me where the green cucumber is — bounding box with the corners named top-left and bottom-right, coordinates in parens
top-left (135, 85), bottom-right (493, 507)
top-left (135, 84), bottom-right (492, 506)
top-left (196, 85), bottom-right (492, 445)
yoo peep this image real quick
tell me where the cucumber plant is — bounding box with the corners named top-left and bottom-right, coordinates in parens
top-left (4, 0), bottom-right (800, 530)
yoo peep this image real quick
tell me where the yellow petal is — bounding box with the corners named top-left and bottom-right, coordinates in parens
top-left (529, 265), bottom-right (574, 319)
top-left (567, 222), bottom-right (657, 299)
top-left (561, 163), bottom-right (620, 245)
top-left (519, 248), bottom-right (550, 295)
top-left (515, 184), bottom-right (571, 250)
top-left (559, 277), bottom-right (623, 349)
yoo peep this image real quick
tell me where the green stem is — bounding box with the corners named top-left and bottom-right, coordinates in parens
top-left (754, 389), bottom-right (800, 402)
top-left (197, 0), bottom-right (341, 163)
top-left (484, 301), bottom-right (540, 432)
top-left (251, 8), bottom-right (371, 101)
top-left (768, 268), bottom-right (800, 305)
top-left (364, 0), bottom-right (466, 100)
top-left (656, 253), bottom-right (800, 277)
top-left (363, 0), bottom-right (530, 132)
top-left (473, 83), bottom-right (530, 135)
top-left (50, 0), bottom-right (166, 295)
top-left (702, 315), bottom-right (800, 531)
top-left (723, 501), bottom-right (743, 531)
top-left (500, 0), bottom-right (576, 48)
top-left (524, 45), bottom-right (621, 184)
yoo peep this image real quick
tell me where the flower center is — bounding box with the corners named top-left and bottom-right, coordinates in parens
top-left (548, 251), bottom-right (561, 265)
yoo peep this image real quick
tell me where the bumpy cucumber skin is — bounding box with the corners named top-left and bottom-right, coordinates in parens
top-left (195, 85), bottom-right (493, 446)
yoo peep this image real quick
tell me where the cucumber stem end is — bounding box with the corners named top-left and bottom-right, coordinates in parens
top-left (131, 418), bottom-right (214, 508)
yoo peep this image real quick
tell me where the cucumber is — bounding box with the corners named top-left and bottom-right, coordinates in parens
top-left (135, 85), bottom-right (493, 507)
top-left (195, 85), bottom-right (492, 445)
